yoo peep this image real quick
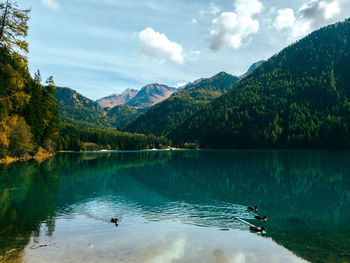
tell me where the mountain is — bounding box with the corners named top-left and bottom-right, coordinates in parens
top-left (96, 88), bottom-right (138, 109)
top-left (54, 87), bottom-right (147, 130)
top-left (126, 84), bottom-right (177, 108)
top-left (125, 72), bottom-right (240, 136)
top-left (171, 19), bottom-right (350, 148)
top-left (106, 105), bottom-right (147, 130)
top-left (243, 60), bottom-right (265, 76)
top-left (178, 78), bottom-right (206, 90)
top-left (55, 87), bottom-right (112, 128)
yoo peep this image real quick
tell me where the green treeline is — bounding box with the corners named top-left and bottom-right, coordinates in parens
top-left (0, 47), bottom-right (60, 158)
top-left (58, 124), bottom-right (171, 151)
top-left (171, 19), bottom-right (350, 148)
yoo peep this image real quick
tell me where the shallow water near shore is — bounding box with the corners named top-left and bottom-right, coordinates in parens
top-left (0, 150), bottom-right (349, 262)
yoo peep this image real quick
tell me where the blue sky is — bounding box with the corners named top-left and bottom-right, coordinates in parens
top-left (20, 0), bottom-right (350, 99)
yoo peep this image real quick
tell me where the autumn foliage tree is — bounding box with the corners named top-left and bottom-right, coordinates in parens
top-left (0, 1), bottom-right (60, 158)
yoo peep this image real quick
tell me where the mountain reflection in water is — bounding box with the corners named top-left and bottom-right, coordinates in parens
top-left (0, 150), bottom-right (349, 262)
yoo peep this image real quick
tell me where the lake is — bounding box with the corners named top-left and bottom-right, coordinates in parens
top-left (0, 150), bottom-right (349, 263)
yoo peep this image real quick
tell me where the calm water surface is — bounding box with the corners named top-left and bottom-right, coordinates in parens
top-left (0, 150), bottom-right (349, 263)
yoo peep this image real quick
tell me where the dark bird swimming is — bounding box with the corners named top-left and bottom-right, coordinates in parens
top-left (111, 217), bottom-right (119, 224)
top-left (255, 215), bottom-right (267, 221)
top-left (247, 206), bottom-right (258, 211)
top-left (250, 226), bottom-right (266, 233)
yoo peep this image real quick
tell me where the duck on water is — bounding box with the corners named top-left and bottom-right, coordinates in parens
top-left (111, 217), bottom-right (119, 225)
top-left (255, 215), bottom-right (268, 221)
top-left (247, 206), bottom-right (258, 211)
top-left (250, 226), bottom-right (267, 233)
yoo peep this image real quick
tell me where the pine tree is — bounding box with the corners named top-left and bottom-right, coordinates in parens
top-left (0, 0), bottom-right (30, 52)
top-left (9, 116), bottom-right (34, 156)
top-left (45, 76), bottom-right (55, 86)
top-left (45, 76), bottom-right (56, 94)
top-left (34, 70), bottom-right (42, 85)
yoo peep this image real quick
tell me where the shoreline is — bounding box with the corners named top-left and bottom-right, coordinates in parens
top-left (57, 148), bottom-right (191, 153)
top-left (0, 153), bottom-right (55, 165)
top-left (0, 149), bottom-right (192, 165)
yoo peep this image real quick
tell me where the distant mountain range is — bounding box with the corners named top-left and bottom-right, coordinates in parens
top-left (55, 83), bottom-right (178, 130)
top-left (96, 88), bottom-right (138, 109)
top-left (54, 61), bottom-right (264, 132)
top-left (126, 84), bottom-right (177, 108)
top-left (96, 84), bottom-right (176, 109)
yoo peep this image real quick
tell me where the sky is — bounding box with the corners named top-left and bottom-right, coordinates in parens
top-left (19, 0), bottom-right (350, 100)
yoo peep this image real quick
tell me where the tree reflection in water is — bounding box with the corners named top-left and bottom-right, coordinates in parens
top-left (0, 150), bottom-right (349, 262)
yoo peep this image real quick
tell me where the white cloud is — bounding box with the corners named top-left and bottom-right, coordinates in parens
top-left (139, 27), bottom-right (185, 64)
top-left (186, 50), bottom-right (201, 62)
top-left (175, 82), bottom-right (188, 88)
top-left (200, 2), bottom-right (220, 16)
top-left (209, 0), bottom-right (263, 51)
top-left (320, 1), bottom-right (340, 19)
top-left (274, 8), bottom-right (295, 30)
top-left (41, 0), bottom-right (60, 11)
top-left (234, 0), bottom-right (263, 16)
top-left (140, 238), bottom-right (186, 263)
top-left (192, 18), bottom-right (197, 24)
top-left (290, 20), bottom-right (311, 40)
top-left (275, 0), bottom-right (345, 41)
top-left (209, 2), bottom-right (220, 15)
top-left (298, 0), bottom-right (341, 23)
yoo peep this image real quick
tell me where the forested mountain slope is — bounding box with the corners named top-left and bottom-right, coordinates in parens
top-left (55, 87), bottom-right (149, 130)
top-left (54, 87), bottom-right (112, 128)
top-left (171, 19), bottom-right (350, 148)
top-left (125, 72), bottom-right (239, 136)
top-left (106, 104), bottom-right (147, 130)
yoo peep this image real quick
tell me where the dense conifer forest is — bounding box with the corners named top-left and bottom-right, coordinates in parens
top-left (125, 72), bottom-right (240, 136)
top-left (106, 104), bottom-right (147, 130)
top-left (0, 47), bottom-right (60, 158)
top-left (58, 124), bottom-right (170, 151)
top-left (170, 19), bottom-right (350, 148)
top-left (54, 87), bottom-right (148, 130)
top-left (54, 87), bottom-right (112, 128)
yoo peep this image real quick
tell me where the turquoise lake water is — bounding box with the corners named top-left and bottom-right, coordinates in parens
top-left (0, 150), bottom-right (349, 262)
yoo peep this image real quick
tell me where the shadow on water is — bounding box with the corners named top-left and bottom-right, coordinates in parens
top-left (0, 159), bottom-right (59, 261)
top-left (1, 150), bottom-right (350, 262)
